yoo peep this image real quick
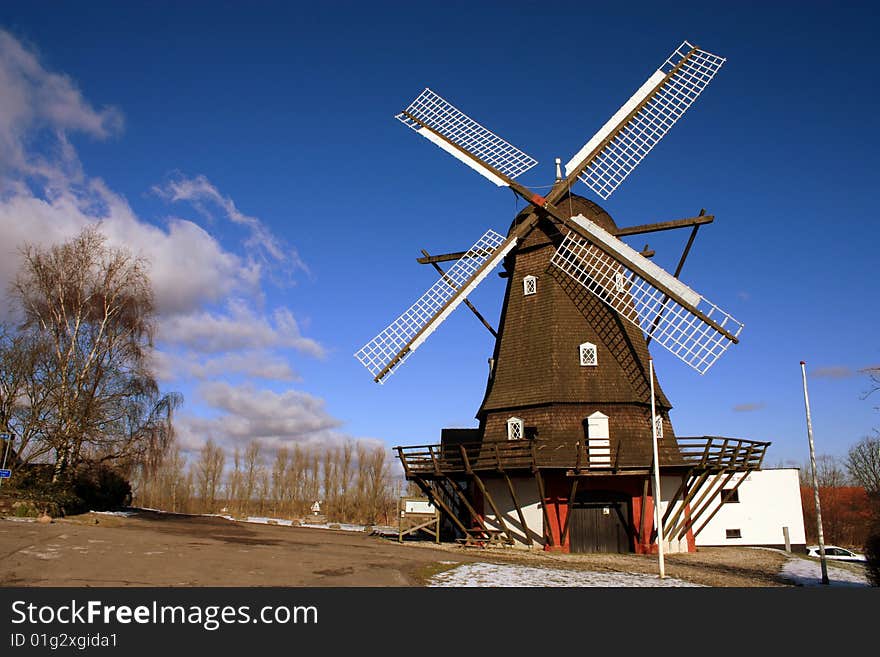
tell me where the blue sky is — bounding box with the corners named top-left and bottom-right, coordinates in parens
top-left (0, 1), bottom-right (877, 467)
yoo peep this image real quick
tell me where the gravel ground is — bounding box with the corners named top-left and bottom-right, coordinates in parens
top-left (0, 510), bottom-right (848, 587)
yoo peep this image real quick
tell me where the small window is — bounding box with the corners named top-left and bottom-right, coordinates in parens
top-left (579, 342), bottom-right (597, 367)
top-left (654, 415), bottom-right (664, 440)
top-left (523, 275), bottom-right (537, 296)
top-left (725, 528), bottom-right (742, 539)
top-left (506, 417), bottom-right (524, 441)
top-left (720, 488), bottom-right (739, 504)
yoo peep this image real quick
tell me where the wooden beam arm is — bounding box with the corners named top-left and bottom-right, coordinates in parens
top-left (612, 214), bottom-right (714, 237)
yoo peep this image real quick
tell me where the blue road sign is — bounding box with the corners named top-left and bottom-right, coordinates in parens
top-left (0, 470), bottom-right (11, 479)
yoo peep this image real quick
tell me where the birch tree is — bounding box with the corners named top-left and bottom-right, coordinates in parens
top-left (11, 226), bottom-right (179, 480)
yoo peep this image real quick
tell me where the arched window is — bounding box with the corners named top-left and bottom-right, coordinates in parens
top-left (523, 275), bottom-right (537, 296)
top-left (506, 417), bottom-right (524, 441)
top-left (579, 342), bottom-right (597, 367)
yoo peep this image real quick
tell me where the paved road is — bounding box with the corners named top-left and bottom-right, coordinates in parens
top-left (0, 511), bottom-right (473, 586)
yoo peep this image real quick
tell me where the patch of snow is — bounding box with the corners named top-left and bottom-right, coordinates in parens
top-left (299, 521), bottom-right (366, 532)
top-left (92, 510), bottom-right (138, 517)
top-left (429, 562), bottom-right (702, 587)
top-left (781, 557), bottom-right (869, 587)
top-left (0, 517), bottom-right (37, 522)
top-left (245, 516), bottom-right (294, 526)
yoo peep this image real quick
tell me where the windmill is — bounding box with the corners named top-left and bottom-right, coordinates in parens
top-left (356, 41), bottom-right (769, 553)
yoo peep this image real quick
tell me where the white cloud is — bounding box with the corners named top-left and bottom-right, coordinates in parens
top-left (151, 348), bottom-right (300, 382)
top-left (0, 178), bottom-right (260, 318)
top-left (155, 173), bottom-right (309, 276)
top-left (811, 366), bottom-right (854, 380)
top-left (732, 402), bottom-right (766, 413)
top-left (0, 30), bottom-right (353, 458)
top-left (174, 382), bottom-right (384, 456)
top-left (0, 30), bottom-right (265, 319)
top-left (0, 29), bottom-right (122, 180)
top-left (158, 299), bottom-right (324, 357)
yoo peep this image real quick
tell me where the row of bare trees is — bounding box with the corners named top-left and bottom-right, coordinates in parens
top-left (799, 434), bottom-right (880, 547)
top-left (0, 227), bottom-right (180, 482)
top-left (132, 439), bottom-right (397, 526)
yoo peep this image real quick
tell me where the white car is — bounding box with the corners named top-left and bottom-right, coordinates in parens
top-left (806, 545), bottom-right (867, 562)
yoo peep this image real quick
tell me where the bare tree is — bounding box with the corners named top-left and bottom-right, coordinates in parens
top-left (242, 440), bottom-right (262, 516)
top-left (847, 433), bottom-right (880, 496)
top-left (0, 325), bottom-right (54, 464)
top-left (863, 366), bottom-right (880, 404)
top-left (271, 447), bottom-right (289, 516)
top-left (10, 226), bottom-right (179, 480)
top-left (338, 441), bottom-right (353, 522)
top-left (363, 446), bottom-right (391, 525)
top-left (195, 439), bottom-right (225, 513)
top-left (227, 447), bottom-right (243, 515)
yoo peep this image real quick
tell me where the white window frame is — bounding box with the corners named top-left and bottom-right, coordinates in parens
top-left (579, 341), bottom-right (598, 367)
top-left (506, 416), bottom-right (524, 441)
top-left (523, 275), bottom-right (537, 296)
top-left (586, 411), bottom-right (610, 440)
top-left (654, 415), bottom-right (664, 440)
top-left (586, 411), bottom-right (611, 467)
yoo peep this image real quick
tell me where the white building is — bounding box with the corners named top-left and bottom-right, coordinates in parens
top-left (695, 468), bottom-right (806, 551)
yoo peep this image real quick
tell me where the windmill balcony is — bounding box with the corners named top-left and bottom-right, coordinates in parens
top-left (395, 436), bottom-right (768, 479)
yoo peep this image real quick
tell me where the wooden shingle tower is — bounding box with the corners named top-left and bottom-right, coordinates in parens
top-left (357, 42), bottom-right (769, 553)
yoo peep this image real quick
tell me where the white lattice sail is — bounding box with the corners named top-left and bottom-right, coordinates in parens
top-left (550, 217), bottom-right (743, 374)
top-left (397, 88), bottom-right (538, 186)
top-left (356, 229), bottom-right (516, 383)
top-left (565, 41), bottom-right (725, 200)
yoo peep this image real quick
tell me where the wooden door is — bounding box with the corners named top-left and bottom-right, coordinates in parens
top-left (569, 498), bottom-right (630, 553)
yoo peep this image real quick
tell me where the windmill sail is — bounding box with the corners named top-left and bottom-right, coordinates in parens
top-left (396, 88), bottom-right (538, 187)
top-left (565, 41), bottom-right (725, 200)
top-left (356, 229), bottom-right (517, 383)
top-left (550, 215), bottom-right (742, 374)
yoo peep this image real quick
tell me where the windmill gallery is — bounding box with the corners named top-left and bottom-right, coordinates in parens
top-left (356, 42), bottom-right (772, 555)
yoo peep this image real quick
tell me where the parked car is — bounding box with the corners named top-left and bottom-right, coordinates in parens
top-left (806, 545), bottom-right (867, 562)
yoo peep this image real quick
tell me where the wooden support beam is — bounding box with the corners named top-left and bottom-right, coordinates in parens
top-left (656, 471), bottom-right (709, 542)
top-left (638, 477), bottom-right (649, 546)
top-left (417, 250), bottom-right (479, 265)
top-left (645, 212), bottom-right (703, 347)
top-left (494, 441), bottom-right (534, 546)
top-left (460, 446), bottom-right (513, 544)
top-left (668, 471), bottom-right (727, 540)
top-left (533, 468), bottom-right (554, 548)
top-left (443, 475), bottom-right (488, 532)
top-left (503, 472), bottom-right (534, 547)
top-left (421, 249), bottom-right (497, 337)
top-left (396, 446), bottom-right (411, 479)
top-left (612, 213), bottom-right (714, 237)
top-left (412, 476), bottom-right (468, 535)
top-left (661, 471), bottom-right (693, 528)
top-left (669, 470), bottom-right (727, 539)
top-left (692, 469), bottom-right (754, 538)
top-left (559, 478), bottom-right (579, 547)
top-left (681, 446), bottom-right (755, 540)
top-left (428, 445), bottom-right (442, 476)
top-left (675, 471), bottom-right (737, 541)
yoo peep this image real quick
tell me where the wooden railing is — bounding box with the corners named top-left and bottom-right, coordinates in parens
top-left (396, 436), bottom-right (769, 477)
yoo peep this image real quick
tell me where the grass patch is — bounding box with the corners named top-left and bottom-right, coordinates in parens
top-left (412, 560), bottom-right (463, 585)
